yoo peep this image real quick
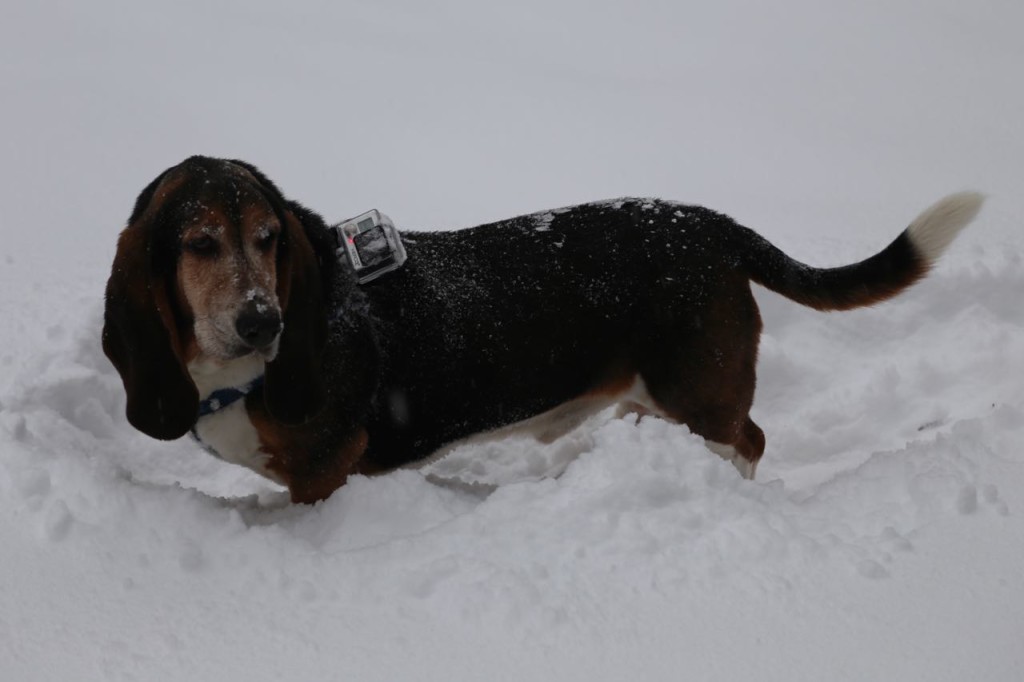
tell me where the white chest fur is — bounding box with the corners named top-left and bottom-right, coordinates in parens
top-left (188, 355), bottom-right (285, 484)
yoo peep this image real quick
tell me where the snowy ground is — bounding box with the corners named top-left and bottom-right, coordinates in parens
top-left (2, 1), bottom-right (1023, 680)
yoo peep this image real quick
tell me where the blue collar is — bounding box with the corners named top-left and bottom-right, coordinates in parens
top-left (196, 375), bottom-right (265, 418)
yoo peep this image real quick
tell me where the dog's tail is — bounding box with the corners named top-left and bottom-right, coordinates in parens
top-left (738, 192), bottom-right (984, 311)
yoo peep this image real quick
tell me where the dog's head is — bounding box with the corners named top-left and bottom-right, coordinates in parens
top-left (103, 156), bottom-right (329, 440)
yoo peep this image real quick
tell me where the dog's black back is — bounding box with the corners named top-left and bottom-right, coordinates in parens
top-left (350, 200), bottom-right (739, 468)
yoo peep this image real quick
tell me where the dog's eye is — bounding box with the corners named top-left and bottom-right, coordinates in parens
top-left (185, 235), bottom-right (218, 256)
top-left (256, 232), bottom-right (278, 252)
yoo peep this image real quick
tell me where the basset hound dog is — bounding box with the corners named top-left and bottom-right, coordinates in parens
top-left (103, 156), bottom-right (983, 503)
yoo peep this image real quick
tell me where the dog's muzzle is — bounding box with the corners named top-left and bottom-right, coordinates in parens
top-left (234, 302), bottom-right (282, 351)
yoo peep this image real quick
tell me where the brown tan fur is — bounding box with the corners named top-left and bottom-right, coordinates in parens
top-left (176, 199), bottom-right (281, 363)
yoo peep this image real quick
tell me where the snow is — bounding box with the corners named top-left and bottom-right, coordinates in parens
top-left (2, 1), bottom-right (1024, 680)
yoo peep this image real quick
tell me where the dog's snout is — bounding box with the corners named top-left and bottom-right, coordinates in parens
top-left (235, 303), bottom-right (281, 349)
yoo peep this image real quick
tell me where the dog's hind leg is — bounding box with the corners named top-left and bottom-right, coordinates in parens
top-left (706, 417), bottom-right (765, 479)
top-left (635, 279), bottom-right (767, 478)
top-left (675, 403), bottom-right (764, 479)
top-left (627, 363), bottom-right (766, 478)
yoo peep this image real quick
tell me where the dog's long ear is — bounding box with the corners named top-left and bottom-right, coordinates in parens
top-left (265, 208), bottom-right (329, 423)
top-left (229, 160), bottom-right (329, 424)
top-left (102, 173), bottom-right (199, 440)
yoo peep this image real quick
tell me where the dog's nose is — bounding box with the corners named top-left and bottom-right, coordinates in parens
top-left (235, 304), bottom-right (281, 349)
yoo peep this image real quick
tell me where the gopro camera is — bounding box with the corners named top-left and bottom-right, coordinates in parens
top-left (334, 209), bottom-right (407, 284)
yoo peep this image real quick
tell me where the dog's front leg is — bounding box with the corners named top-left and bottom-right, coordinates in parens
top-left (252, 419), bottom-right (370, 504)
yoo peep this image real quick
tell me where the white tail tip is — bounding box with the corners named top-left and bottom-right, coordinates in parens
top-left (906, 191), bottom-right (985, 264)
